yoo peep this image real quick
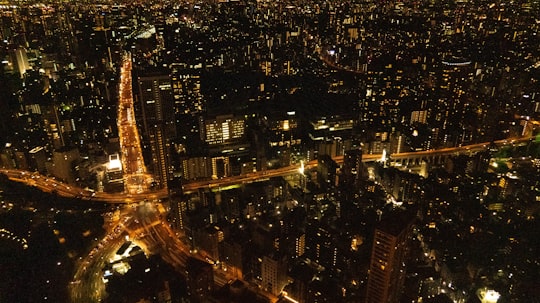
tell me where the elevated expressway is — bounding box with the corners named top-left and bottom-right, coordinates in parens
top-left (1, 135), bottom-right (535, 203)
top-left (180, 135), bottom-right (533, 192)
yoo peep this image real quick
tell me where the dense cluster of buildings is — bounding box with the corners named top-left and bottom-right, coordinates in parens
top-left (1, 0), bottom-right (539, 302)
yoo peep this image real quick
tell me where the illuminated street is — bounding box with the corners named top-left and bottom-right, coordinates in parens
top-left (66, 53), bottom-right (206, 302)
top-left (117, 53), bottom-right (153, 194)
top-left (1, 135), bottom-right (533, 199)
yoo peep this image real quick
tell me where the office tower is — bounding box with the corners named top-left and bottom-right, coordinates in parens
top-left (0, 144), bottom-right (17, 169)
top-left (219, 188), bottom-right (241, 220)
top-left (318, 137), bottom-right (344, 158)
top-left (14, 151), bottom-right (28, 170)
top-left (136, 74), bottom-right (175, 189)
top-left (430, 60), bottom-right (475, 147)
top-left (170, 63), bottom-right (204, 147)
top-left (410, 110), bottom-right (428, 124)
top-left (171, 63), bottom-right (204, 116)
top-left (202, 114), bottom-right (249, 166)
top-left (266, 112), bottom-right (301, 167)
top-left (268, 113), bottom-right (300, 147)
top-left (310, 116), bottom-right (355, 141)
top-left (390, 132), bottom-right (407, 154)
top-left (359, 66), bottom-right (403, 134)
top-left (365, 211), bottom-right (415, 303)
top-left (262, 254), bottom-right (288, 296)
top-left (84, 12), bottom-right (113, 67)
top-left (10, 48), bottom-right (30, 78)
top-left (280, 207), bottom-right (307, 257)
top-left (181, 156), bottom-right (212, 180)
top-left (203, 114), bottom-right (246, 146)
top-left (288, 262), bottom-right (316, 303)
top-left (210, 156), bottom-right (230, 179)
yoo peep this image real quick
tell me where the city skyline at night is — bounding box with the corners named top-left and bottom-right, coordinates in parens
top-left (0, 0), bottom-right (539, 302)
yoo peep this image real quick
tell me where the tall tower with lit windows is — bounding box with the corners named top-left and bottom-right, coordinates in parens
top-left (170, 63), bottom-right (205, 149)
top-left (170, 63), bottom-right (204, 116)
top-left (136, 74), bottom-right (175, 189)
top-left (341, 148), bottom-right (363, 190)
top-left (366, 211), bottom-right (415, 303)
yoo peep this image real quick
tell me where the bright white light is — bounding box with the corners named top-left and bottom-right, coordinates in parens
top-left (477, 288), bottom-right (500, 303)
top-left (484, 290), bottom-right (500, 302)
top-left (107, 153), bottom-right (122, 171)
top-left (380, 149), bottom-right (387, 162)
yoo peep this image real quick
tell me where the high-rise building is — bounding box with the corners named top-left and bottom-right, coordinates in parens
top-left (0, 144), bottom-right (17, 169)
top-left (430, 60), bottom-right (475, 147)
top-left (261, 254), bottom-right (288, 296)
top-left (317, 154), bottom-right (338, 189)
top-left (194, 225), bottom-right (223, 262)
top-left (171, 63), bottom-right (205, 147)
top-left (105, 153), bottom-right (124, 193)
top-left (186, 257), bottom-right (214, 303)
top-left (365, 211), bottom-right (415, 303)
top-left (41, 104), bottom-right (65, 150)
top-left (137, 74), bottom-right (176, 136)
top-left (169, 196), bottom-right (186, 223)
top-left (294, 233), bottom-right (306, 258)
top-left (202, 114), bottom-right (250, 163)
top-left (10, 48), bottom-right (30, 78)
top-left (136, 74), bottom-right (175, 189)
top-left (28, 146), bottom-right (47, 174)
top-left (410, 110), bottom-right (428, 124)
top-left (359, 66), bottom-right (403, 134)
top-left (48, 147), bottom-right (80, 184)
top-left (340, 148), bottom-right (363, 189)
top-left (203, 114), bottom-right (245, 146)
top-left (181, 156), bottom-right (231, 181)
top-left (306, 224), bottom-right (338, 270)
top-left (287, 262), bottom-right (316, 303)
top-left (170, 63), bottom-right (204, 116)
top-left (220, 239), bottom-right (244, 279)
